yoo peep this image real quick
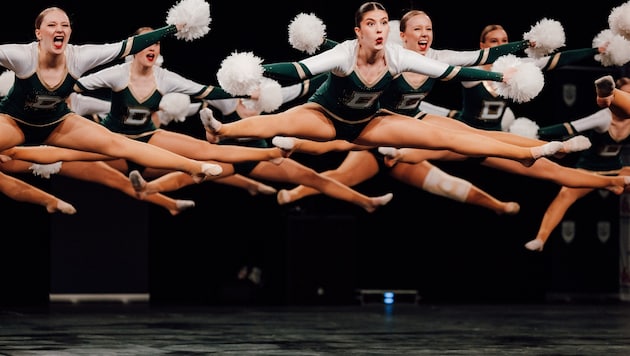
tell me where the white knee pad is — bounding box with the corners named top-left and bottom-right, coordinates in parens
top-left (422, 166), bottom-right (472, 202)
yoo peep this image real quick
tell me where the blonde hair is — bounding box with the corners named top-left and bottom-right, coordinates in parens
top-left (479, 24), bottom-right (505, 43)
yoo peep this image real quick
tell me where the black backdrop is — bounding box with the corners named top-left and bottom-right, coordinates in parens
top-left (1, 0), bottom-right (627, 306)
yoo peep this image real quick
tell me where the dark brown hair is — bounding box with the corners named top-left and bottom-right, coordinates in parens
top-left (355, 2), bottom-right (387, 27)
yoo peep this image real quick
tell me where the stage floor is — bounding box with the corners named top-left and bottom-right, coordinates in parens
top-left (1, 302), bottom-right (629, 355)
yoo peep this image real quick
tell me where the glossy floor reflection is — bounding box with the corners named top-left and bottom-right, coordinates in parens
top-left (1, 302), bottom-right (630, 355)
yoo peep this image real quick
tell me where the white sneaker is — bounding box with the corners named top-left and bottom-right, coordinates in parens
top-left (378, 146), bottom-right (398, 158)
top-left (562, 135), bottom-right (591, 153)
top-left (271, 136), bottom-right (295, 151)
top-left (595, 75), bottom-right (615, 98)
top-left (176, 200), bottom-right (196, 211)
top-left (128, 170), bottom-right (147, 192)
top-left (524, 239), bottom-right (544, 252)
top-left (201, 163), bottom-right (223, 177)
top-left (199, 108), bottom-right (221, 131)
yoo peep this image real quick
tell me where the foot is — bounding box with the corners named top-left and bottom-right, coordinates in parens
top-left (250, 183), bottom-right (277, 196)
top-left (502, 202), bottom-right (520, 215)
top-left (364, 193), bottom-right (394, 213)
top-left (193, 163), bottom-right (223, 183)
top-left (170, 199), bottom-right (195, 216)
top-left (277, 189), bottom-right (292, 205)
top-left (527, 141), bottom-right (563, 166)
top-left (129, 170), bottom-right (148, 198)
top-left (524, 238), bottom-right (544, 252)
top-left (378, 147), bottom-right (401, 167)
top-left (595, 75), bottom-right (615, 98)
top-left (561, 135), bottom-right (591, 153)
top-left (271, 135), bottom-right (298, 157)
top-left (48, 200), bottom-right (77, 215)
top-left (199, 107), bottom-right (222, 143)
top-left (608, 176), bottom-right (630, 195)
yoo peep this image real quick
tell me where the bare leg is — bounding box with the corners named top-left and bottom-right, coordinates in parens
top-left (390, 161), bottom-right (519, 215)
top-left (42, 115), bottom-right (222, 182)
top-left (278, 151), bottom-right (380, 204)
top-left (1, 145), bottom-right (114, 163)
top-left (249, 159), bottom-right (392, 213)
top-left (524, 187), bottom-right (592, 251)
top-left (0, 171), bottom-right (76, 214)
top-left (207, 108), bottom-right (564, 167)
top-left (147, 129), bottom-right (286, 163)
top-left (212, 174), bottom-right (277, 195)
top-left (381, 147), bottom-right (630, 192)
top-left (56, 161), bottom-right (195, 216)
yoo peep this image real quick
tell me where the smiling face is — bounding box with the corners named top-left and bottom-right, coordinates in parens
top-left (400, 11), bottom-right (432, 55)
top-left (35, 8), bottom-right (71, 55)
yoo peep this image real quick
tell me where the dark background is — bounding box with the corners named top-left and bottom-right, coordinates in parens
top-left (1, 0), bottom-right (628, 306)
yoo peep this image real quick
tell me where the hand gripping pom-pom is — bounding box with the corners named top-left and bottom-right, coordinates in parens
top-left (288, 13), bottom-right (327, 54)
top-left (593, 29), bottom-right (630, 67)
top-left (491, 54), bottom-right (544, 103)
top-left (216, 51), bottom-right (264, 96)
top-left (523, 18), bottom-right (565, 58)
top-left (166, 0), bottom-right (211, 41)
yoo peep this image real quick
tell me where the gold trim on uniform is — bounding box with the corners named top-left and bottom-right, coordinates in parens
top-left (301, 81), bottom-right (310, 97)
top-left (195, 86), bottom-right (214, 99)
top-left (546, 53), bottom-right (561, 70)
top-left (122, 38), bottom-right (133, 57)
top-left (563, 122), bottom-right (575, 136)
top-left (442, 66), bottom-right (460, 81)
top-left (11, 113), bottom-right (71, 127)
top-left (124, 129), bottom-right (157, 140)
top-left (304, 102), bottom-right (375, 124)
top-left (479, 49), bottom-right (490, 64)
top-left (293, 63), bottom-right (307, 80)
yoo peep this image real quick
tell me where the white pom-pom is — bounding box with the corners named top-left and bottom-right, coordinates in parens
top-left (387, 20), bottom-right (403, 47)
top-left (0, 70), bottom-right (15, 97)
top-left (216, 51), bottom-right (264, 96)
top-left (288, 13), bottom-right (327, 55)
top-left (166, 0), bottom-right (211, 41)
top-left (593, 29), bottom-right (630, 66)
top-left (500, 107), bottom-right (515, 132)
top-left (609, 1), bottom-right (630, 40)
top-left (523, 18), bottom-right (565, 58)
top-left (30, 162), bottom-right (62, 179)
top-left (159, 92), bottom-right (191, 125)
top-left (491, 55), bottom-right (545, 103)
top-left (254, 78), bottom-right (283, 113)
top-left (508, 117), bottom-right (540, 139)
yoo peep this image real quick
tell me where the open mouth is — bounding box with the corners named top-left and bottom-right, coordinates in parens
top-left (53, 36), bottom-right (64, 49)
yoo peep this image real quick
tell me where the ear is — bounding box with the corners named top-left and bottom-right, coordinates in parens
top-left (354, 27), bottom-right (361, 37)
top-left (35, 29), bottom-right (42, 41)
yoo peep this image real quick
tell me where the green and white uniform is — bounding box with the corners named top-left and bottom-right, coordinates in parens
top-left (0, 25), bottom-right (177, 145)
top-left (539, 108), bottom-right (627, 173)
top-left (455, 48), bottom-right (599, 131)
top-left (205, 74), bottom-right (328, 174)
top-left (379, 41), bottom-right (529, 118)
top-left (75, 61), bottom-right (236, 138)
top-left (262, 40), bottom-right (505, 141)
